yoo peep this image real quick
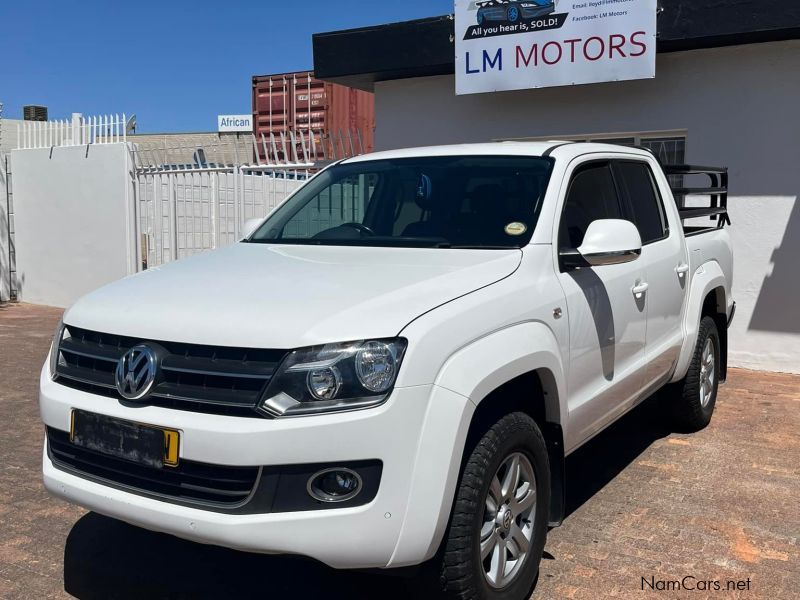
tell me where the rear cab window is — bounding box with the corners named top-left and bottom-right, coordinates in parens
top-left (612, 160), bottom-right (669, 244)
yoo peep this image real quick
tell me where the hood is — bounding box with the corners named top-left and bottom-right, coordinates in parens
top-left (64, 243), bottom-right (522, 348)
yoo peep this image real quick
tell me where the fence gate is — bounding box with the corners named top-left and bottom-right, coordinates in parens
top-left (131, 129), bottom-right (363, 270)
top-left (133, 167), bottom-right (307, 269)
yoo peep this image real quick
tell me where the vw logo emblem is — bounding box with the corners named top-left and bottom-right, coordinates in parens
top-left (115, 345), bottom-right (157, 400)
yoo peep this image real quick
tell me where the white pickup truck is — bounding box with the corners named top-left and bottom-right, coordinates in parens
top-left (41, 142), bottom-right (734, 599)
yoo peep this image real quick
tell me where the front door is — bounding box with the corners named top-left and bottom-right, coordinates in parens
top-left (556, 161), bottom-right (648, 451)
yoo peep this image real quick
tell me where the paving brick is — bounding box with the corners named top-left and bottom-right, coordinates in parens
top-left (1, 302), bottom-right (798, 599)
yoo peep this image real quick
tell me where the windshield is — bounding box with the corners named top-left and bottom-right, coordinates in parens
top-left (249, 155), bottom-right (554, 249)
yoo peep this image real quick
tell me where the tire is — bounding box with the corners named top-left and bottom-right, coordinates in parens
top-left (507, 4), bottom-right (521, 23)
top-left (435, 412), bottom-right (550, 600)
top-left (667, 316), bottom-right (721, 431)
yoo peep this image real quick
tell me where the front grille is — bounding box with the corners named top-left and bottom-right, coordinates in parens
top-left (53, 325), bottom-right (287, 417)
top-left (47, 427), bottom-right (260, 507)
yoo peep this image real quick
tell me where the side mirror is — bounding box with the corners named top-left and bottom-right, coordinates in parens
top-left (561, 219), bottom-right (642, 269)
top-left (242, 217), bottom-right (263, 239)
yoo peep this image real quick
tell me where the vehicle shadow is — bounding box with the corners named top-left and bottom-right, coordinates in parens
top-left (63, 513), bottom-right (420, 599)
top-left (567, 268), bottom-right (616, 381)
top-left (63, 394), bottom-right (671, 599)
top-left (562, 392), bottom-right (672, 517)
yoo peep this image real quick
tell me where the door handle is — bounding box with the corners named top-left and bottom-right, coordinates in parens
top-left (676, 263), bottom-right (690, 277)
top-left (632, 282), bottom-right (649, 298)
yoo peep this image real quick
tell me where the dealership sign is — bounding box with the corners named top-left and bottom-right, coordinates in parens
top-left (217, 114), bottom-right (253, 133)
top-left (455, 0), bottom-right (657, 95)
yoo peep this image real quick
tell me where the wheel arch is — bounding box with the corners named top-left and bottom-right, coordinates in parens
top-left (433, 321), bottom-right (568, 527)
top-left (434, 321), bottom-right (567, 426)
top-left (701, 285), bottom-right (728, 381)
top-left (389, 322), bottom-right (569, 567)
top-left (463, 369), bottom-right (566, 527)
top-left (672, 261), bottom-right (729, 383)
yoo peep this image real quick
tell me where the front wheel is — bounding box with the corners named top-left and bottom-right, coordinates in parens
top-left (507, 4), bottom-right (521, 23)
top-left (436, 412), bottom-right (550, 599)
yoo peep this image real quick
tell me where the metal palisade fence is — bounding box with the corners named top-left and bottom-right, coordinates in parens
top-left (129, 128), bottom-right (364, 270)
top-left (132, 165), bottom-right (307, 269)
top-left (17, 113), bottom-right (128, 149)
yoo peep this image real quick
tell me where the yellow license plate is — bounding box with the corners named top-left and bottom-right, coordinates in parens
top-left (70, 409), bottom-right (180, 468)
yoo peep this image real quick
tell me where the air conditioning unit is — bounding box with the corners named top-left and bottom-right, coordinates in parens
top-left (23, 105), bottom-right (48, 122)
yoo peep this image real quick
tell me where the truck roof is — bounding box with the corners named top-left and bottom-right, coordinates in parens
top-left (342, 142), bottom-right (729, 233)
top-left (342, 141), bottom-right (654, 163)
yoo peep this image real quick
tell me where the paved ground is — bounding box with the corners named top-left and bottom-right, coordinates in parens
top-left (0, 302), bottom-right (798, 599)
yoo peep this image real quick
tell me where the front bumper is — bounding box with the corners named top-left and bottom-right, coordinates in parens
top-left (40, 369), bottom-right (465, 569)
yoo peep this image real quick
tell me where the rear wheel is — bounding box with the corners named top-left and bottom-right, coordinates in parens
top-left (435, 412), bottom-right (550, 599)
top-left (507, 4), bottom-right (521, 23)
top-left (667, 316), bottom-right (720, 431)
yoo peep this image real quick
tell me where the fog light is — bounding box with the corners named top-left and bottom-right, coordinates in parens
top-left (307, 468), bottom-right (363, 502)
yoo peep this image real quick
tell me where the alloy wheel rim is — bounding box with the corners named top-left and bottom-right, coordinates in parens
top-left (480, 452), bottom-right (536, 589)
top-left (699, 337), bottom-right (715, 407)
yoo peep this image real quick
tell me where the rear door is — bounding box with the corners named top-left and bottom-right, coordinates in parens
top-left (612, 159), bottom-right (688, 388)
top-left (556, 160), bottom-right (648, 450)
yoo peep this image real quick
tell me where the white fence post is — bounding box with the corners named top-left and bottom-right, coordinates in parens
top-left (71, 113), bottom-right (83, 146)
top-left (233, 166), bottom-right (239, 240)
top-left (168, 174), bottom-right (176, 261)
top-left (211, 172), bottom-right (218, 250)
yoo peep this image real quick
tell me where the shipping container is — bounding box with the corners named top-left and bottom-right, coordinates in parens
top-left (252, 70), bottom-right (375, 162)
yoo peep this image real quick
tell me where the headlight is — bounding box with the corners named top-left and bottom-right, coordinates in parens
top-left (48, 320), bottom-right (66, 380)
top-left (258, 338), bottom-right (407, 417)
top-left (355, 341), bottom-right (399, 393)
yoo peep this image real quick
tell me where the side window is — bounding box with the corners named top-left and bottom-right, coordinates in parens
top-left (613, 161), bottom-right (667, 244)
top-left (559, 163), bottom-right (622, 249)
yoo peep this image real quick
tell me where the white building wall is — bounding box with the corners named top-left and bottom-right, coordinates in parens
top-left (374, 41), bottom-right (800, 373)
top-left (11, 143), bottom-right (134, 308)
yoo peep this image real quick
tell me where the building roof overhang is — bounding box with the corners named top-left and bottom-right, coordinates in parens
top-left (313, 1), bottom-right (800, 91)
